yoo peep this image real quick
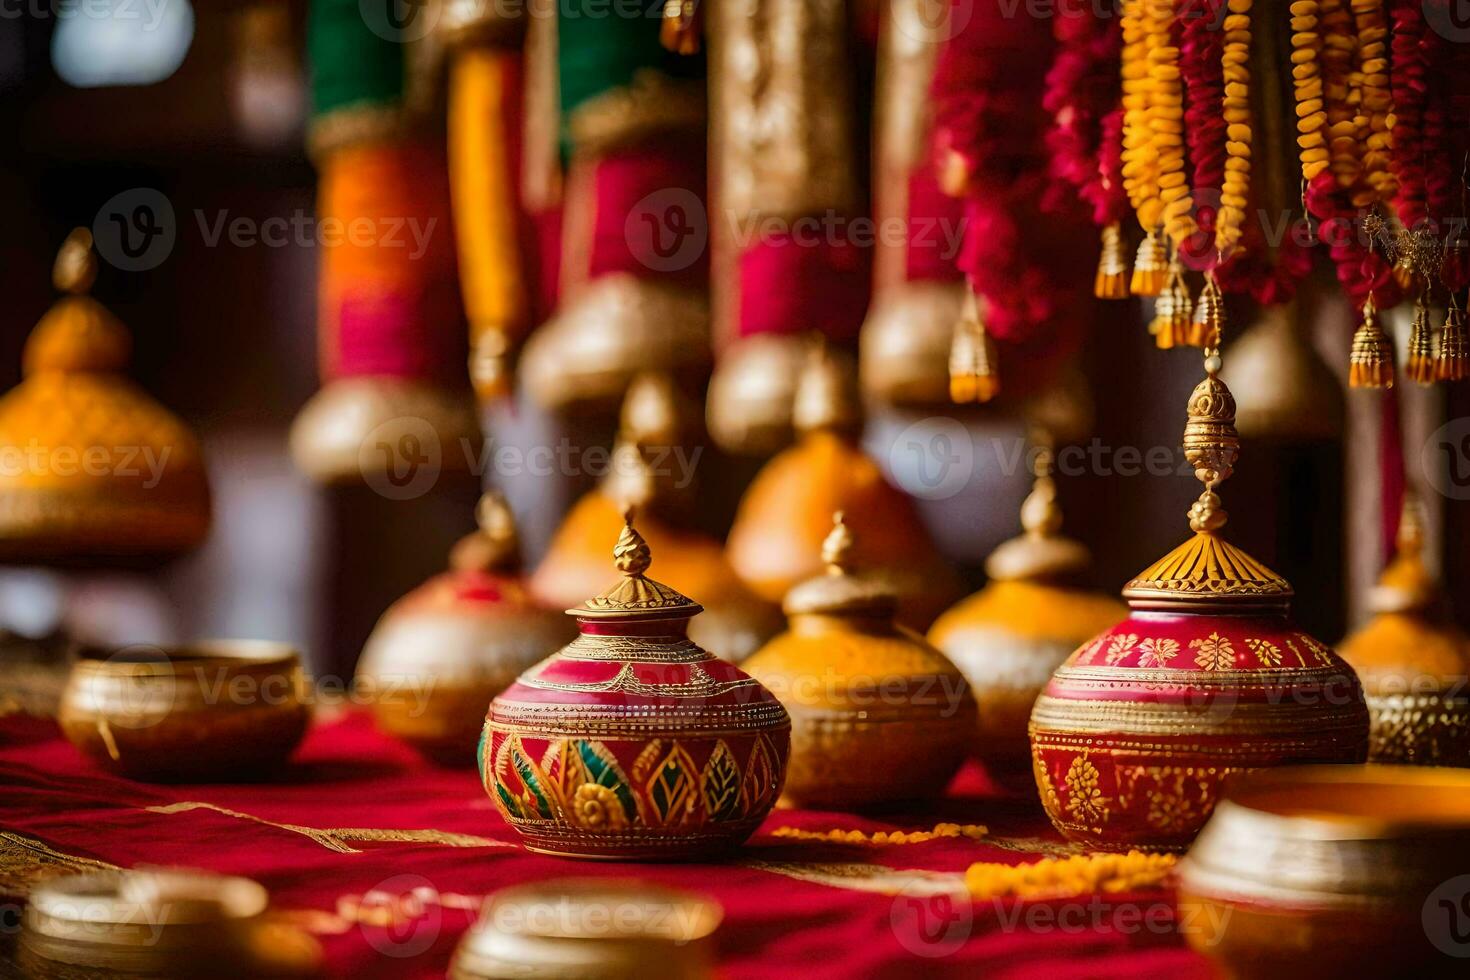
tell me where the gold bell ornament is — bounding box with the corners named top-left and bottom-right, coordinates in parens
top-left (0, 230), bottom-right (210, 564)
top-left (928, 442), bottom-right (1125, 790)
top-left (531, 374), bottom-right (781, 663)
top-left (725, 347), bottom-right (962, 630)
top-left (355, 492), bottom-right (574, 763)
top-left (743, 513), bottom-right (975, 808)
top-left (1338, 495), bottom-right (1470, 766)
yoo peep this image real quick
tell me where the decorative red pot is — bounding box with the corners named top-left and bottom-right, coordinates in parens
top-left (1029, 349), bottom-right (1369, 852)
top-left (481, 516), bottom-right (790, 860)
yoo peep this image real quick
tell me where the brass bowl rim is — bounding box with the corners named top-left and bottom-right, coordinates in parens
top-left (28, 870), bottom-right (268, 932)
top-left (70, 639), bottom-right (301, 675)
top-left (1214, 764), bottom-right (1470, 838)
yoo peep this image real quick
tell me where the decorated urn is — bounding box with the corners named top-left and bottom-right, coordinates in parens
top-left (1029, 346), bottom-right (1369, 852)
top-left (929, 442), bottom-right (1124, 789)
top-left (0, 230), bottom-right (210, 564)
top-left (356, 492), bottom-right (574, 764)
top-left (743, 513), bottom-right (975, 809)
top-left (1339, 495), bottom-right (1470, 766)
top-left (533, 374), bottom-right (782, 663)
top-left (482, 514), bottom-right (790, 859)
top-left (726, 347), bottom-right (961, 630)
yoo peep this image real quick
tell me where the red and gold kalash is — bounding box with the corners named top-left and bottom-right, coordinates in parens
top-left (725, 348), bottom-right (961, 630)
top-left (531, 374), bottom-right (781, 663)
top-left (1339, 495), bottom-right (1470, 765)
top-left (0, 231), bottom-right (210, 563)
top-left (356, 492), bottom-right (573, 764)
top-left (929, 442), bottom-right (1124, 790)
top-left (482, 514), bottom-right (790, 859)
top-left (1029, 343), bottom-right (1370, 852)
top-left (743, 513), bottom-right (974, 809)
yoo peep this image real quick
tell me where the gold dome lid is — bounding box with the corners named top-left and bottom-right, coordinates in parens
top-left (782, 513), bottom-right (898, 618)
top-left (0, 230), bottom-right (211, 564)
top-left (568, 511), bottom-right (704, 620)
top-left (1121, 341), bottom-right (1293, 613)
top-left (985, 440), bottom-right (1091, 583)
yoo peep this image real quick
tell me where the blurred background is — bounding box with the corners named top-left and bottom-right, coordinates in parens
top-left (0, 0), bottom-right (1463, 687)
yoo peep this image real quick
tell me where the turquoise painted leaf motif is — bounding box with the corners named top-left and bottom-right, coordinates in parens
top-left (701, 741), bottom-right (742, 821)
top-left (511, 741), bottom-right (556, 818)
top-left (647, 744), bottom-right (701, 826)
top-left (575, 739), bottom-right (638, 824)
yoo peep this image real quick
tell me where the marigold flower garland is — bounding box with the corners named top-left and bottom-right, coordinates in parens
top-left (965, 850), bottom-right (1178, 901)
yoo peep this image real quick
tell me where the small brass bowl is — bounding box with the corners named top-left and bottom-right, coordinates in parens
top-left (1178, 765), bottom-right (1470, 979)
top-left (449, 880), bottom-right (722, 980)
top-left (58, 640), bottom-right (309, 781)
top-left (20, 870), bottom-right (320, 977)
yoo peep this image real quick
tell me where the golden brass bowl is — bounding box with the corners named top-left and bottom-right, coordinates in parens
top-left (1178, 765), bottom-right (1470, 979)
top-left (449, 879), bottom-right (721, 980)
top-left (20, 870), bottom-right (320, 977)
top-left (57, 640), bottom-right (309, 781)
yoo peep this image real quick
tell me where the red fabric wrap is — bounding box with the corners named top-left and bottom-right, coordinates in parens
top-left (0, 712), bottom-right (1213, 979)
top-left (318, 140), bottom-right (461, 382)
top-left (736, 231), bottom-right (871, 340)
top-left (585, 134), bottom-right (708, 288)
top-left (904, 166), bottom-right (967, 282)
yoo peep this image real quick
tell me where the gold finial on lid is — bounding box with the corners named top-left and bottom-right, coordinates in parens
top-left (985, 434), bottom-right (1093, 582)
top-left (601, 374), bottom-right (691, 515)
top-left (621, 373), bottom-right (682, 449)
top-left (783, 511), bottom-right (897, 617)
top-left (450, 491), bottom-right (522, 573)
top-left (793, 342), bottom-right (861, 436)
top-left (54, 228), bottom-right (98, 295)
top-left (1123, 343), bottom-right (1292, 610)
top-left (569, 508), bottom-right (701, 619)
top-left (1367, 490), bottom-right (1438, 615)
top-left (821, 511), bottom-right (854, 573)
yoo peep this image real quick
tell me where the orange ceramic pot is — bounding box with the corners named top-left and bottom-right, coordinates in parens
top-left (726, 350), bottom-right (960, 630)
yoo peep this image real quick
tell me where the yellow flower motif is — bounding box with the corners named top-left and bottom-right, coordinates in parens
top-left (1244, 637), bottom-right (1281, 667)
top-left (1145, 788), bottom-right (1194, 833)
top-left (1104, 634), bottom-right (1141, 666)
top-left (1137, 637), bottom-right (1180, 668)
top-left (965, 850), bottom-right (1176, 900)
top-left (1063, 755), bottom-right (1109, 824)
top-left (571, 783), bottom-right (628, 831)
top-left (1190, 632), bottom-right (1235, 671)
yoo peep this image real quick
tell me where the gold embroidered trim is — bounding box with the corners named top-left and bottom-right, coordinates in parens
top-left (0, 831), bottom-right (121, 896)
top-left (520, 661), bottom-right (760, 698)
top-left (739, 859), bottom-right (967, 897)
top-left (145, 802), bottom-right (512, 855)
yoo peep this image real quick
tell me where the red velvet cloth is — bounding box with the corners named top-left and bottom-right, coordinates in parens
top-left (0, 712), bottom-right (1212, 979)
top-left (587, 135), bottom-right (708, 289)
top-left (736, 231), bottom-right (872, 341)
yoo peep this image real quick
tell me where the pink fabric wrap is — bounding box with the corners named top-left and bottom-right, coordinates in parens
top-left (586, 134), bottom-right (708, 288)
top-left (736, 231), bottom-right (871, 340)
top-left (904, 166), bottom-right (967, 283)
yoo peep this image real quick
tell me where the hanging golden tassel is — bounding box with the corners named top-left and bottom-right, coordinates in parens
top-left (1188, 273), bottom-right (1225, 349)
top-left (1094, 222), bottom-right (1131, 299)
top-left (660, 0), bottom-right (702, 54)
top-left (1149, 253), bottom-right (1193, 349)
top-left (1405, 293), bottom-right (1436, 385)
top-left (1391, 252), bottom-right (1419, 292)
top-left (1437, 298), bottom-right (1468, 381)
top-left (949, 288), bottom-right (998, 404)
top-left (1349, 295), bottom-right (1394, 389)
top-left (1130, 228), bottom-right (1167, 297)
